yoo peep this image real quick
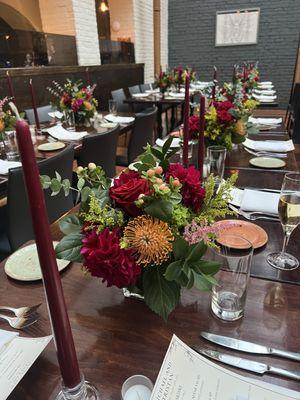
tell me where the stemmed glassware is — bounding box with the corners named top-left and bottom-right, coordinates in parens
top-left (267, 172), bottom-right (300, 270)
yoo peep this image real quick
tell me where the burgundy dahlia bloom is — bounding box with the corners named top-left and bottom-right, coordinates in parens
top-left (166, 163), bottom-right (205, 212)
top-left (81, 228), bottom-right (141, 288)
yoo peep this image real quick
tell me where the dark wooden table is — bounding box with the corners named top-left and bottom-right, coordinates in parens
top-left (125, 93), bottom-right (193, 138)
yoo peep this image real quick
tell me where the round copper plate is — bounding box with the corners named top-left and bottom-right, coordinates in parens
top-left (213, 219), bottom-right (268, 249)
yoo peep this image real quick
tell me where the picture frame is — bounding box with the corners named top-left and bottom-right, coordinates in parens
top-left (215, 8), bottom-right (260, 47)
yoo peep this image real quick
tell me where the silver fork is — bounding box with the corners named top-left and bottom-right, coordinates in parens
top-left (0, 303), bottom-right (42, 318)
top-left (229, 204), bottom-right (279, 221)
top-left (244, 147), bottom-right (287, 158)
top-left (0, 313), bottom-right (38, 330)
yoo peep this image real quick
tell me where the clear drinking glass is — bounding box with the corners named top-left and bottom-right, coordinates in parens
top-left (63, 110), bottom-right (75, 131)
top-left (3, 130), bottom-right (19, 160)
top-left (108, 99), bottom-right (117, 115)
top-left (210, 235), bottom-right (253, 321)
top-left (267, 172), bottom-right (300, 270)
top-left (207, 145), bottom-right (227, 183)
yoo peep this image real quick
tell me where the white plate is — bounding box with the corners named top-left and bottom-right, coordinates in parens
top-left (132, 93), bottom-right (149, 98)
top-left (249, 157), bottom-right (286, 169)
top-left (37, 142), bottom-right (66, 151)
top-left (5, 242), bottom-right (71, 282)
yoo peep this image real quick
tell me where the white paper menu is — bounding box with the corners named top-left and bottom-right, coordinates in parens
top-left (0, 332), bottom-right (52, 400)
top-left (150, 335), bottom-right (300, 400)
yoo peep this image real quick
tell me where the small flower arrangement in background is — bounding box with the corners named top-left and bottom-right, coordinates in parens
top-left (0, 97), bottom-right (17, 141)
top-left (155, 71), bottom-right (173, 94)
top-left (238, 62), bottom-right (260, 93)
top-left (41, 138), bottom-right (237, 320)
top-left (172, 66), bottom-right (197, 90)
top-left (47, 79), bottom-right (97, 125)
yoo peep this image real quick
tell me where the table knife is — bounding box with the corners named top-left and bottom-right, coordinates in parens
top-left (200, 332), bottom-right (300, 362)
top-left (193, 348), bottom-right (300, 381)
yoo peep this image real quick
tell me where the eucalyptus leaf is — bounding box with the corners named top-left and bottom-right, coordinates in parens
top-left (81, 186), bottom-right (91, 203)
top-left (62, 179), bottom-right (70, 197)
top-left (55, 171), bottom-right (62, 182)
top-left (169, 191), bottom-right (182, 205)
top-left (40, 175), bottom-right (51, 189)
top-left (50, 178), bottom-right (62, 194)
top-left (77, 177), bottom-right (85, 191)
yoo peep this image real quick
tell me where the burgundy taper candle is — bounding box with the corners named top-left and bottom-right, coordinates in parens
top-left (198, 95), bottom-right (205, 174)
top-left (6, 71), bottom-right (16, 106)
top-left (29, 78), bottom-right (40, 130)
top-left (182, 73), bottom-right (190, 168)
top-left (85, 67), bottom-right (90, 85)
top-left (15, 119), bottom-right (81, 389)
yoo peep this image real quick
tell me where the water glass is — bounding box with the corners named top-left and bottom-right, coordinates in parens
top-left (63, 109), bottom-right (75, 131)
top-left (207, 145), bottom-right (227, 183)
top-left (3, 130), bottom-right (19, 160)
top-left (108, 100), bottom-right (117, 115)
top-left (210, 235), bottom-right (253, 321)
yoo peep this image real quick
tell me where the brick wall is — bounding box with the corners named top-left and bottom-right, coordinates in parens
top-left (160, 0), bottom-right (168, 69)
top-left (109, 0), bottom-right (134, 42)
top-left (39, 0), bottom-right (75, 36)
top-left (71, 0), bottom-right (101, 66)
top-left (133, 0), bottom-right (154, 82)
top-left (169, 0), bottom-right (300, 107)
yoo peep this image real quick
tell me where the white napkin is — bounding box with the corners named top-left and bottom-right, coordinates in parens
top-left (244, 138), bottom-right (294, 152)
top-left (100, 122), bottom-right (118, 128)
top-left (248, 117), bottom-right (282, 125)
top-left (240, 189), bottom-right (280, 215)
top-left (105, 114), bottom-right (135, 124)
top-left (254, 89), bottom-right (276, 96)
top-left (48, 111), bottom-right (63, 119)
top-left (156, 137), bottom-right (181, 148)
top-left (0, 330), bottom-right (18, 350)
top-left (145, 89), bottom-right (159, 94)
top-left (253, 94), bottom-right (277, 101)
top-left (258, 81), bottom-right (273, 85)
top-left (0, 160), bottom-right (21, 175)
top-left (46, 125), bottom-right (88, 141)
top-left (168, 92), bottom-right (185, 99)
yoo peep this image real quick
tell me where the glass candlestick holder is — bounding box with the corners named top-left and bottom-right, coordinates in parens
top-left (56, 375), bottom-right (101, 400)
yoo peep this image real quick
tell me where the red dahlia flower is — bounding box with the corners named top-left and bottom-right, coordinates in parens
top-left (81, 228), bottom-right (141, 288)
top-left (166, 163), bottom-right (205, 212)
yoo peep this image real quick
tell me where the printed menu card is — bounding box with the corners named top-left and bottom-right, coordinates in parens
top-left (150, 335), bottom-right (300, 400)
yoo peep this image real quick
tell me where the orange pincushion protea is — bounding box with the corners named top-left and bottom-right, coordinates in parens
top-left (124, 216), bottom-right (174, 266)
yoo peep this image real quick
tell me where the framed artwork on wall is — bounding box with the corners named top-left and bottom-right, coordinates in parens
top-left (215, 8), bottom-right (260, 46)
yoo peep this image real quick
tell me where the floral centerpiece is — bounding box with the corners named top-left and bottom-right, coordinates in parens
top-left (238, 62), bottom-right (260, 94)
top-left (172, 66), bottom-right (196, 91)
top-left (47, 79), bottom-right (97, 126)
top-left (41, 138), bottom-right (237, 320)
top-left (154, 71), bottom-right (173, 94)
top-left (0, 97), bottom-right (17, 143)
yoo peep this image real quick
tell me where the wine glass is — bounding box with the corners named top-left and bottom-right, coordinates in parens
top-left (267, 172), bottom-right (300, 270)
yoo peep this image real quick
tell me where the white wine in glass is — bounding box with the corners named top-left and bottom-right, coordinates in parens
top-left (267, 173), bottom-right (300, 270)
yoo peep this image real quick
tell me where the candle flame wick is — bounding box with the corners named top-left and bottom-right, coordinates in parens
top-left (9, 101), bottom-right (21, 120)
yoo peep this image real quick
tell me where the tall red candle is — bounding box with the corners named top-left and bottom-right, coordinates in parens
top-left (29, 78), bottom-right (40, 130)
top-left (85, 67), bottom-right (90, 85)
top-left (182, 73), bottom-right (190, 168)
top-left (6, 71), bottom-right (16, 106)
top-left (15, 119), bottom-right (81, 389)
top-left (198, 95), bottom-right (205, 174)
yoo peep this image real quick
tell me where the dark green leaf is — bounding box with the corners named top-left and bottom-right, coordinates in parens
top-left (175, 271), bottom-right (189, 286)
top-left (144, 198), bottom-right (173, 222)
top-left (192, 271), bottom-right (213, 291)
top-left (186, 241), bottom-right (207, 264)
top-left (166, 147), bottom-right (180, 159)
top-left (94, 188), bottom-right (110, 207)
top-left (185, 268), bottom-right (195, 289)
top-left (192, 260), bottom-right (220, 275)
top-left (173, 237), bottom-right (189, 260)
top-left (162, 136), bottom-right (174, 154)
top-left (59, 214), bottom-right (82, 235)
top-left (159, 159), bottom-right (170, 171)
top-left (55, 233), bottom-right (83, 262)
top-left (164, 260), bottom-right (182, 281)
top-left (140, 153), bottom-right (156, 166)
top-left (143, 266), bottom-right (180, 320)
top-left (150, 147), bottom-right (164, 160)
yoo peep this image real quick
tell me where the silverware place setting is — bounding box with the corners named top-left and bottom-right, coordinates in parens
top-left (0, 303), bottom-right (41, 330)
top-left (229, 204), bottom-right (279, 221)
top-left (244, 147), bottom-right (287, 158)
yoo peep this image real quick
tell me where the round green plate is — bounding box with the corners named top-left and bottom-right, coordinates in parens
top-left (249, 157), bottom-right (286, 169)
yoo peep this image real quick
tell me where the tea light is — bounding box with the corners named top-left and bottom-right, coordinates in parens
top-left (121, 375), bottom-right (153, 400)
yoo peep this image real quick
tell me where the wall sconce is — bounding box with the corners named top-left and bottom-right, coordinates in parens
top-left (100, 1), bottom-right (109, 12)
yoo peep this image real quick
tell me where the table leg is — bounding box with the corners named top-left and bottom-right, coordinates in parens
top-left (171, 106), bottom-right (176, 131)
top-left (157, 104), bottom-right (163, 139)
